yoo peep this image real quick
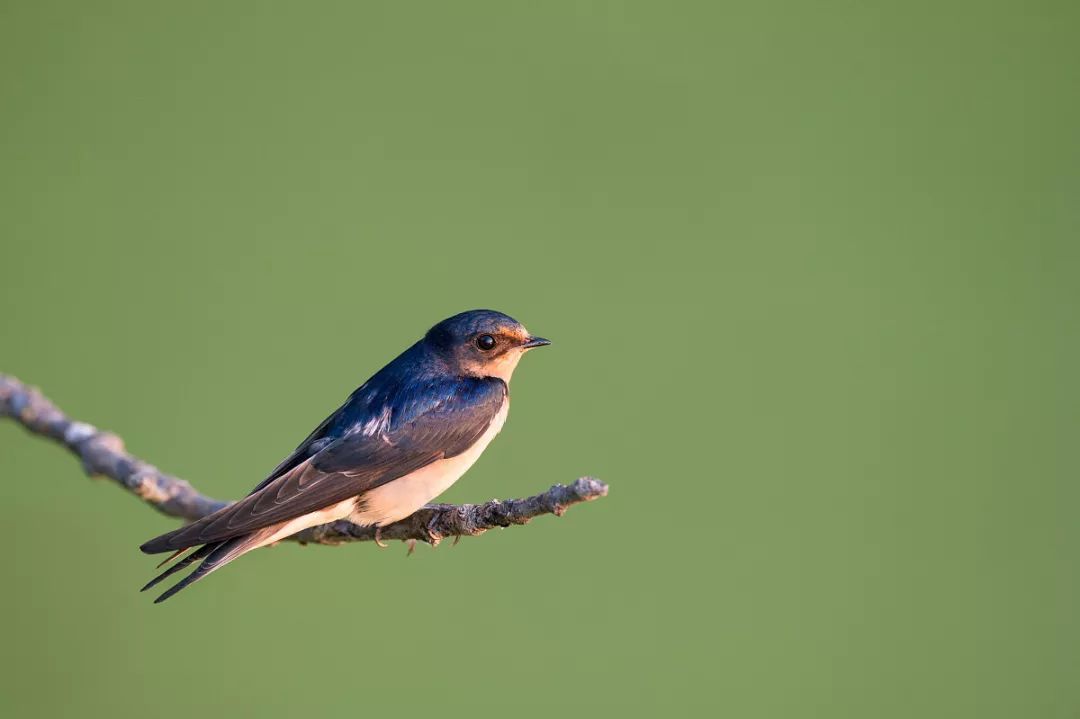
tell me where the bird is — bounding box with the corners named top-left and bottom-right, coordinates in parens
top-left (139, 309), bottom-right (550, 602)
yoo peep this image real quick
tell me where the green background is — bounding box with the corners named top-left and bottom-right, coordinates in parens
top-left (2, 1), bottom-right (1078, 716)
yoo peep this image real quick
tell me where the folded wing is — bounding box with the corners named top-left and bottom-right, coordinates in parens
top-left (140, 376), bottom-right (506, 554)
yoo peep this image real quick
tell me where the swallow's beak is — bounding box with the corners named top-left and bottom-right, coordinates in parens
top-left (521, 336), bottom-right (551, 349)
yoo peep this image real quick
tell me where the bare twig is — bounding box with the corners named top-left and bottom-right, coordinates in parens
top-left (0, 373), bottom-right (607, 547)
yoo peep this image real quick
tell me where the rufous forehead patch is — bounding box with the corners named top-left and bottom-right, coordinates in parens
top-left (498, 325), bottom-right (529, 344)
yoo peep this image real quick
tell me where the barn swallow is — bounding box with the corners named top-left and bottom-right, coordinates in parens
top-left (139, 309), bottom-right (550, 602)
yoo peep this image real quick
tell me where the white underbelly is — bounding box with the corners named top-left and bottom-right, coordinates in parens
top-left (252, 497), bottom-right (359, 550)
top-left (349, 399), bottom-right (509, 527)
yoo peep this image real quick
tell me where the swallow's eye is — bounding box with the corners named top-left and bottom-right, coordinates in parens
top-left (476, 334), bottom-right (497, 351)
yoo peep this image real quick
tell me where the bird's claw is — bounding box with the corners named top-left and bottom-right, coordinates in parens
top-left (424, 520), bottom-right (443, 548)
top-left (373, 525), bottom-right (388, 548)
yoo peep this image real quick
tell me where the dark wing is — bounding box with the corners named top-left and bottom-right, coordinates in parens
top-left (140, 377), bottom-right (506, 553)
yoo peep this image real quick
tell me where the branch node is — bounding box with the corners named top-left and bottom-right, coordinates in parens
top-left (64, 421), bottom-right (97, 445)
top-left (96, 431), bottom-right (126, 454)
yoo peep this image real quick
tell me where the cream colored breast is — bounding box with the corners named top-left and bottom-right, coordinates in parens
top-left (348, 398), bottom-right (509, 527)
top-left (252, 496), bottom-right (360, 550)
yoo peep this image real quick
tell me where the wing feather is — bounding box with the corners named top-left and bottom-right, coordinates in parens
top-left (140, 377), bottom-right (506, 553)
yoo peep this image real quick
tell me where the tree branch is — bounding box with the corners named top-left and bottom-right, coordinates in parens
top-left (0, 373), bottom-right (607, 547)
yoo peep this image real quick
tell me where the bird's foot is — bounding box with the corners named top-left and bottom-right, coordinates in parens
top-left (373, 525), bottom-right (388, 548)
top-left (424, 518), bottom-right (443, 548)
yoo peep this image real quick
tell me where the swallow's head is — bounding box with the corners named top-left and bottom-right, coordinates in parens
top-left (425, 309), bottom-right (551, 382)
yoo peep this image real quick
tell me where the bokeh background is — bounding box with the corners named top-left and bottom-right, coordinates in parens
top-left (2, 1), bottom-right (1078, 717)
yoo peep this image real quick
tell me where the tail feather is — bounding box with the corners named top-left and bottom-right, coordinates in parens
top-left (149, 528), bottom-right (274, 603)
top-left (156, 548), bottom-right (190, 568)
top-left (141, 544), bottom-right (216, 592)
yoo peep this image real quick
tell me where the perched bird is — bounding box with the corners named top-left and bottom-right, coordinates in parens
top-left (140, 309), bottom-right (550, 602)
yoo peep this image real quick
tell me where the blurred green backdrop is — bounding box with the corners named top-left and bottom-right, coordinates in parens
top-left (2, 1), bottom-right (1078, 717)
